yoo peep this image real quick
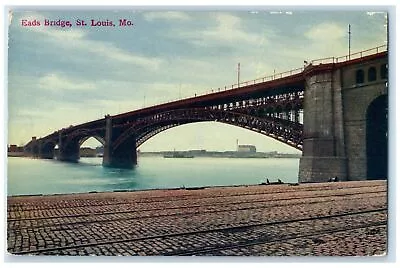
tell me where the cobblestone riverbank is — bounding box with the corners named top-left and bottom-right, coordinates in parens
top-left (7, 180), bottom-right (387, 256)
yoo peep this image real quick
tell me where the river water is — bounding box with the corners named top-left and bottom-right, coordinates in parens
top-left (6, 156), bottom-right (300, 196)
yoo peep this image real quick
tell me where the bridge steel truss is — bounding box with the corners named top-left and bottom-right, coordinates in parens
top-left (114, 95), bottom-right (304, 151)
top-left (24, 76), bottom-right (304, 168)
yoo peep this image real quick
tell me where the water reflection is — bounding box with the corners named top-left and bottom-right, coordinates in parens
top-left (7, 156), bottom-right (299, 196)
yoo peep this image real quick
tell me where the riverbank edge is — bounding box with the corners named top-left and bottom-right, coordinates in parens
top-left (7, 180), bottom-right (386, 198)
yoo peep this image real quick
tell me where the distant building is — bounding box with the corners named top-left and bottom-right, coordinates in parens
top-left (8, 145), bottom-right (17, 152)
top-left (236, 139), bottom-right (256, 153)
top-left (188, 149), bottom-right (207, 154)
top-left (8, 145), bottom-right (23, 152)
top-left (8, 144), bottom-right (24, 157)
top-left (237, 145), bottom-right (256, 153)
top-left (80, 147), bottom-right (96, 157)
top-left (95, 146), bottom-right (104, 154)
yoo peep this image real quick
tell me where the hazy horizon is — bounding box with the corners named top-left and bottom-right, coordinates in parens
top-left (7, 10), bottom-right (387, 153)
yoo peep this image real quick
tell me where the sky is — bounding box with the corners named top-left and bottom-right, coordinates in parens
top-left (7, 9), bottom-right (388, 153)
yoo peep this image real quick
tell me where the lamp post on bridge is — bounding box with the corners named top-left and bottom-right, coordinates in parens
top-left (348, 24), bottom-right (351, 60)
top-left (237, 62), bottom-right (240, 87)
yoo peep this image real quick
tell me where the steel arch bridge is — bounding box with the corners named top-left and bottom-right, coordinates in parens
top-left (24, 45), bottom-right (388, 182)
top-left (25, 67), bottom-right (305, 164)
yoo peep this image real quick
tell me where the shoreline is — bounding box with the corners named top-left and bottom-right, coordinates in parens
top-left (7, 154), bottom-right (301, 159)
top-left (6, 182), bottom-right (286, 197)
top-left (7, 179), bottom-right (379, 198)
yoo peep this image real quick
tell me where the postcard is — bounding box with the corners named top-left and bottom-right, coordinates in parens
top-left (6, 8), bottom-right (389, 257)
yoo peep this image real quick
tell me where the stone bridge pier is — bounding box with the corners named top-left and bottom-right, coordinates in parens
top-left (39, 141), bottom-right (56, 159)
top-left (58, 143), bottom-right (80, 162)
top-left (56, 130), bottom-right (79, 162)
top-left (24, 137), bottom-right (40, 158)
top-left (299, 67), bottom-right (347, 182)
top-left (24, 137), bottom-right (54, 159)
top-left (299, 55), bottom-right (388, 182)
top-left (102, 115), bottom-right (137, 169)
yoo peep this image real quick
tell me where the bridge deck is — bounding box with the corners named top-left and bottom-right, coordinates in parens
top-left (7, 180), bottom-right (387, 257)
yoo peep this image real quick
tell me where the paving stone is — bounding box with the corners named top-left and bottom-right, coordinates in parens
top-left (7, 181), bottom-right (387, 257)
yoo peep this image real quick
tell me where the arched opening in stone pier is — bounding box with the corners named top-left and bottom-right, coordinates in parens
top-left (366, 94), bottom-right (388, 180)
top-left (79, 137), bottom-right (105, 162)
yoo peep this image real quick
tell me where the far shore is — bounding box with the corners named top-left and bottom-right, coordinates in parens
top-left (8, 153), bottom-right (301, 159)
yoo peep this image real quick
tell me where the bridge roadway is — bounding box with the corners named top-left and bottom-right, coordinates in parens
top-left (7, 180), bottom-right (387, 256)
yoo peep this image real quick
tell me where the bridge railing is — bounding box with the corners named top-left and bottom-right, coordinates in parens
top-left (235, 67), bottom-right (305, 89)
top-left (193, 45), bottom-right (386, 99)
top-left (190, 67), bottom-right (305, 98)
top-left (335, 45), bottom-right (387, 63)
top-left (310, 45), bottom-right (387, 65)
top-left (166, 66), bottom-right (305, 102)
top-left (162, 45), bottom-right (387, 104)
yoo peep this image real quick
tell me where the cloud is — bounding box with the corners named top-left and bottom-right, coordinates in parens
top-left (86, 43), bottom-right (162, 69)
top-left (366, 11), bottom-right (386, 17)
top-left (178, 13), bottom-right (267, 47)
top-left (83, 98), bottom-right (144, 116)
top-left (301, 22), bottom-right (349, 58)
top-left (17, 12), bottom-right (163, 71)
top-left (143, 11), bottom-right (191, 22)
top-left (38, 73), bottom-right (96, 91)
top-left (28, 23), bottom-right (86, 41)
top-left (305, 22), bottom-right (346, 41)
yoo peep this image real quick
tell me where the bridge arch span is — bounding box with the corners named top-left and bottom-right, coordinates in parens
top-left (112, 108), bottom-right (303, 152)
top-left (136, 124), bottom-right (179, 148)
top-left (39, 141), bottom-right (57, 159)
top-left (137, 120), bottom-right (303, 152)
top-left (58, 129), bottom-right (106, 162)
top-left (79, 135), bottom-right (106, 147)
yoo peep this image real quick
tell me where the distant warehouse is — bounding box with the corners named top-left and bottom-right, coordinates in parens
top-left (237, 145), bottom-right (256, 153)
